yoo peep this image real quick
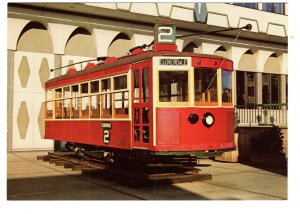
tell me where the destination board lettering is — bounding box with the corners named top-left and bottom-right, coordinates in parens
top-left (101, 122), bottom-right (112, 129)
top-left (160, 58), bottom-right (187, 66)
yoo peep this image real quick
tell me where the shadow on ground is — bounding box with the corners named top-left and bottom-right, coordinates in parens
top-left (7, 171), bottom-right (212, 200)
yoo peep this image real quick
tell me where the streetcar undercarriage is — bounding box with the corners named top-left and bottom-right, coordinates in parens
top-left (64, 142), bottom-right (234, 165)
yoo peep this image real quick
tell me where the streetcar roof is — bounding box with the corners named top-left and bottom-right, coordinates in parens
top-left (45, 50), bottom-right (232, 86)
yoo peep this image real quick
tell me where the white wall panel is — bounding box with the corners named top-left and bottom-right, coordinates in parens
top-left (12, 51), bottom-right (54, 150)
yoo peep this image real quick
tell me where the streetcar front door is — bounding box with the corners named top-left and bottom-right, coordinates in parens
top-left (132, 61), bottom-right (151, 150)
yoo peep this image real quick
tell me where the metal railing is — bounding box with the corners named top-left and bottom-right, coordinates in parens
top-left (235, 103), bottom-right (288, 128)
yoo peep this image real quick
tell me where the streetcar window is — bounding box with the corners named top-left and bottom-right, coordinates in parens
top-left (80, 83), bottom-right (89, 118)
top-left (114, 75), bottom-right (127, 90)
top-left (63, 99), bottom-right (71, 119)
top-left (134, 126), bottom-right (140, 142)
top-left (134, 108), bottom-right (139, 124)
top-left (71, 97), bottom-right (80, 119)
top-left (55, 88), bottom-right (62, 99)
top-left (102, 79), bottom-right (111, 92)
top-left (114, 91), bottom-right (129, 118)
top-left (46, 90), bottom-right (52, 100)
top-left (142, 126), bottom-right (149, 143)
top-left (90, 95), bottom-right (100, 118)
top-left (55, 100), bottom-right (63, 119)
top-left (101, 94), bottom-right (112, 118)
top-left (70, 85), bottom-right (80, 118)
top-left (194, 68), bottom-right (217, 103)
top-left (80, 96), bottom-right (89, 119)
top-left (142, 108), bottom-right (149, 124)
top-left (133, 69), bottom-right (139, 103)
top-left (142, 68), bottom-right (149, 102)
top-left (90, 81), bottom-right (99, 93)
top-left (63, 86), bottom-right (71, 98)
top-left (71, 85), bottom-right (79, 97)
top-left (222, 70), bottom-right (232, 103)
top-left (81, 83), bottom-right (89, 95)
top-left (45, 101), bottom-right (53, 119)
top-left (159, 71), bottom-right (188, 102)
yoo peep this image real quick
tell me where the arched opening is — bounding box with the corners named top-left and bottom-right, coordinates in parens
top-left (238, 49), bottom-right (257, 71)
top-left (262, 53), bottom-right (281, 104)
top-left (236, 49), bottom-right (258, 106)
top-left (107, 33), bottom-right (133, 58)
top-left (214, 45), bottom-right (228, 58)
top-left (65, 27), bottom-right (97, 57)
top-left (17, 22), bottom-right (53, 53)
top-left (182, 42), bottom-right (198, 53)
top-left (264, 53), bottom-right (281, 74)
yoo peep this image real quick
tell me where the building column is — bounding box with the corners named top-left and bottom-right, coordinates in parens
top-left (54, 54), bottom-right (62, 151)
top-left (258, 3), bottom-right (263, 11)
top-left (280, 74), bottom-right (287, 104)
top-left (233, 70), bottom-right (237, 105)
top-left (256, 72), bottom-right (262, 105)
top-left (7, 50), bottom-right (15, 152)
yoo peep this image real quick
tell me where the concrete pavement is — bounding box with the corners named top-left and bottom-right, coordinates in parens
top-left (7, 151), bottom-right (287, 200)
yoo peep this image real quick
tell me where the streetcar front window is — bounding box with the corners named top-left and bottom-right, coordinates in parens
top-left (159, 70), bottom-right (188, 102)
top-left (222, 70), bottom-right (232, 104)
top-left (194, 68), bottom-right (217, 104)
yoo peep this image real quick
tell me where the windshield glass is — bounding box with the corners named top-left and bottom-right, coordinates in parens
top-left (222, 69), bottom-right (232, 103)
top-left (159, 70), bottom-right (188, 102)
top-left (194, 68), bottom-right (217, 103)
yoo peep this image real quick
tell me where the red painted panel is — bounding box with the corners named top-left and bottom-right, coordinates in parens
top-left (153, 44), bottom-right (177, 52)
top-left (192, 57), bottom-right (233, 71)
top-left (156, 111), bottom-right (180, 145)
top-left (154, 108), bottom-right (235, 152)
top-left (45, 120), bottom-right (132, 150)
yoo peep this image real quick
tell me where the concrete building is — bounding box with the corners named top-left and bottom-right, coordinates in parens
top-left (7, 2), bottom-right (288, 152)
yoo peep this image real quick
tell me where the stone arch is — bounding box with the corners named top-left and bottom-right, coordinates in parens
top-left (17, 21), bottom-right (53, 53)
top-left (65, 27), bottom-right (97, 57)
top-left (264, 53), bottom-right (281, 74)
top-left (238, 49), bottom-right (257, 72)
top-left (213, 45), bottom-right (228, 58)
top-left (107, 33), bottom-right (134, 58)
top-left (182, 42), bottom-right (198, 53)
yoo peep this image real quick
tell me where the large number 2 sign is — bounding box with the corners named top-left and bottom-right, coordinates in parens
top-left (103, 129), bottom-right (110, 144)
top-left (156, 24), bottom-right (176, 44)
top-left (101, 122), bottom-right (112, 144)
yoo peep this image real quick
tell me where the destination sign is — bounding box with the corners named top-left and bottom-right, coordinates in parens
top-left (160, 58), bottom-right (188, 66)
top-left (101, 122), bottom-right (112, 129)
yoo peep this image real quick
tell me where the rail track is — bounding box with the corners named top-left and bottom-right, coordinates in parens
top-left (37, 151), bottom-right (212, 186)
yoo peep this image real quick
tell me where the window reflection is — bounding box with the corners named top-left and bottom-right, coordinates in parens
top-left (194, 68), bottom-right (217, 103)
top-left (262, 3), bottom-right (284, 14)
top-left (46, 101), bottom-right (53, 119)
top-left (47, 73), bottom-right (129, 120)
top-left (90, 95), bottom-right (100, 118)
top-left (222, 70), bottom-right (232, 103)
top-left (142, 68), bottom-right (149, 102)
top-left (159, 71), bottom-right (188, 102)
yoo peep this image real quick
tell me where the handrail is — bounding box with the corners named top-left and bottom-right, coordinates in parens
top-left (235, 103), bottom-right (288, 127)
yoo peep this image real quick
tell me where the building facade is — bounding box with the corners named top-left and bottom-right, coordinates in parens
top-left (7, 2), bottom-right (288, 151)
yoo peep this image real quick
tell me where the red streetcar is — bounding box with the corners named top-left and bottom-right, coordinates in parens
top-left (45, 24), bottom-right (238, 163)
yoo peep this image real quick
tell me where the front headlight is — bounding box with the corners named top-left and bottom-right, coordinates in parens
top-left (202, 112), bottom-right (215, 128)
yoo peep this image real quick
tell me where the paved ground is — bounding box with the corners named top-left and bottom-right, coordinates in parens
top-left (7, 151), bottom-right (287, 200)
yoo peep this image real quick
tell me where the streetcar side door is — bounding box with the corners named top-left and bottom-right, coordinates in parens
top-left (131, 61), bottom-right (152, 150)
